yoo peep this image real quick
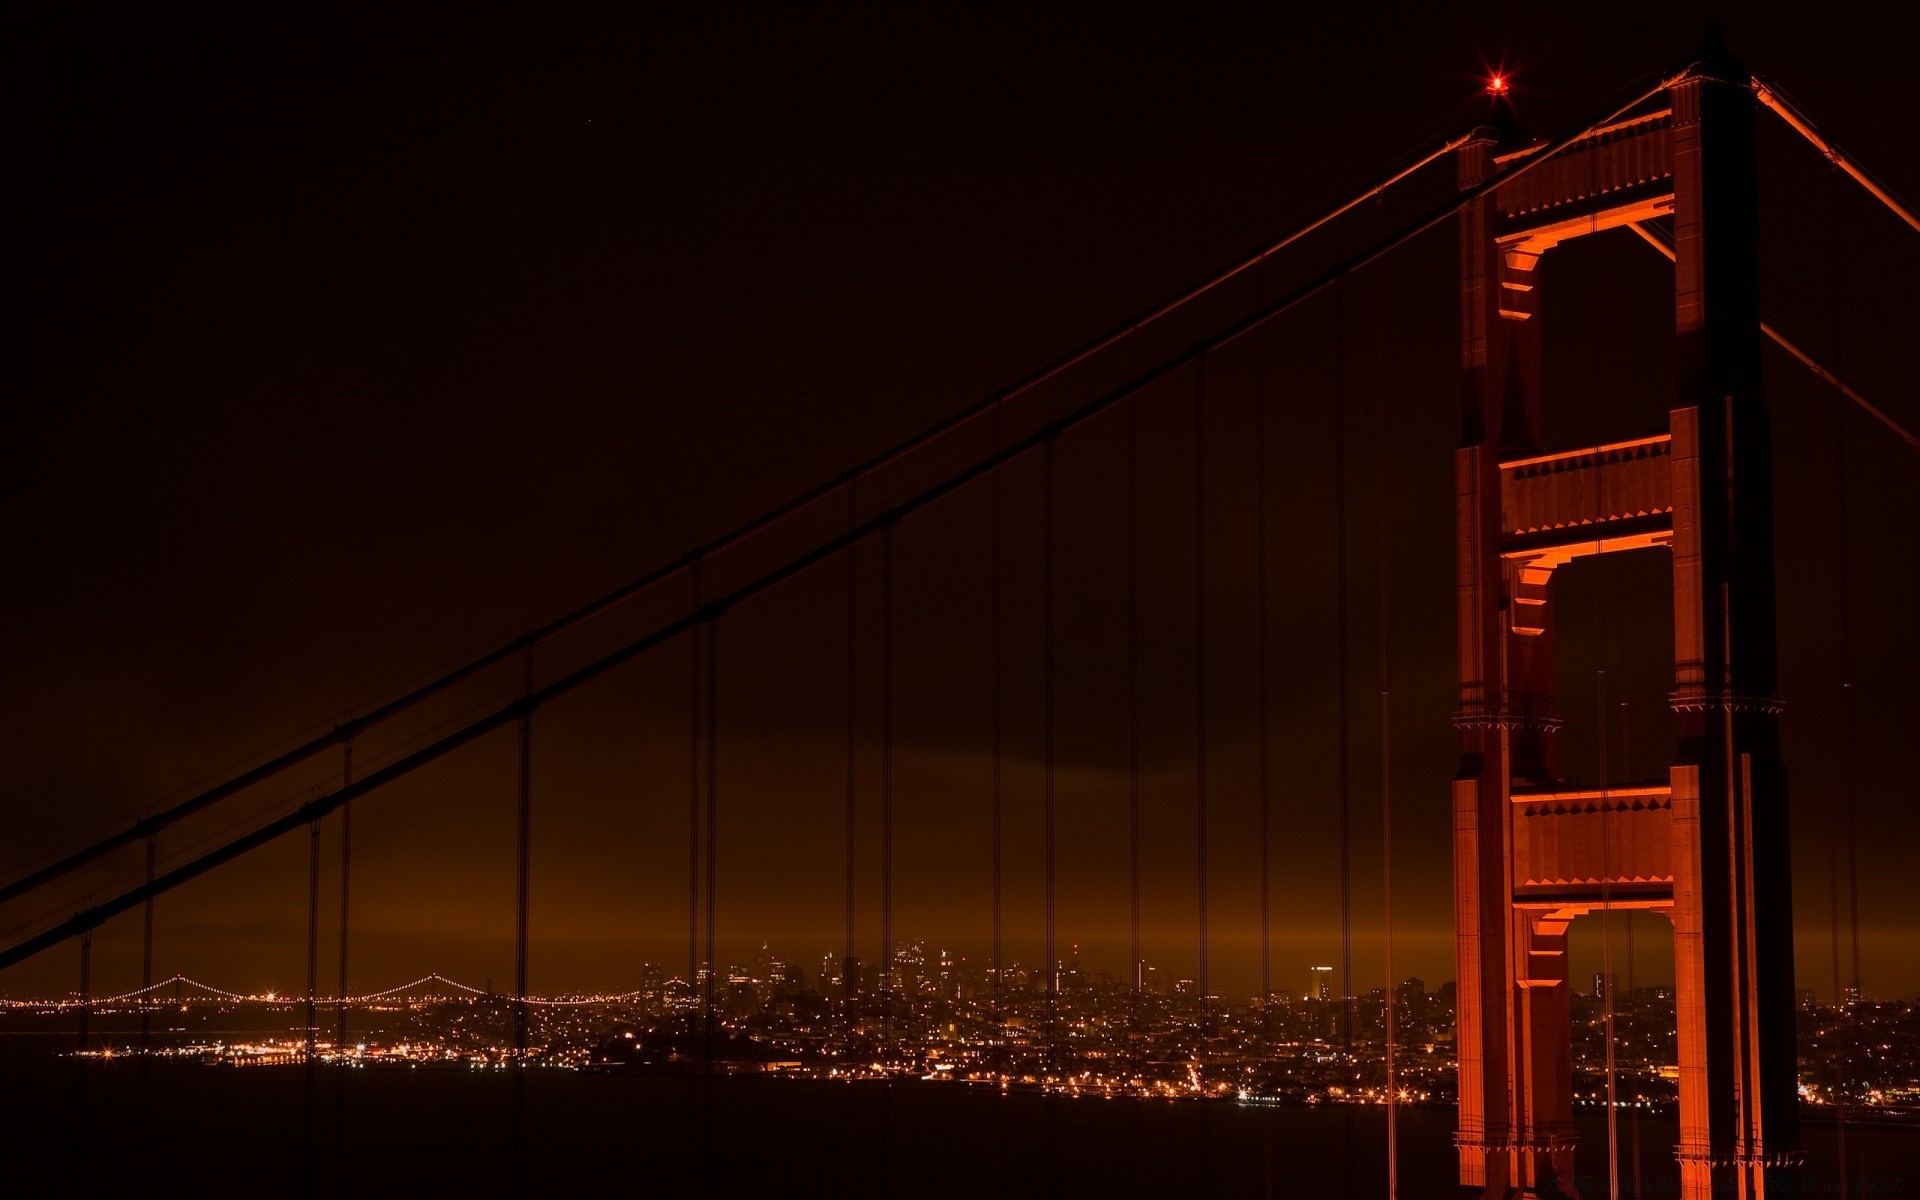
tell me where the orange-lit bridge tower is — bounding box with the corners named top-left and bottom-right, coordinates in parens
top-left (1449, 52), bottom-right (1800, 1199)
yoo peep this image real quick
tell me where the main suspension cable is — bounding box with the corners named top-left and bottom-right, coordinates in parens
top-left (1624, 222), bottom-right (1917, 452)
top-left (1752, 78), bottom-right (1920, 234)
top-left (0, 120), bottom-right (1484, 914)
top-left (4, 62), bottom-right (1702, 971)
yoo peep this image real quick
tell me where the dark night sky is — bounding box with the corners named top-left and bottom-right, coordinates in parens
top-left (3, 5), bottom-right (1916, 1003)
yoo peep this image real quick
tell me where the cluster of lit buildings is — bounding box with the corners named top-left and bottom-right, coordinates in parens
top-left (12, 946), bottom-right (1917, 1115)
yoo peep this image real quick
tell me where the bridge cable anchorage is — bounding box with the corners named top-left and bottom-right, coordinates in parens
top-left (1752, 77), bottom-right (1920, 235)
top-left (0, 105), bottom-right (1483, 916)
top-left (0, 60), bottom-right (1704, 974)
top-left (1623, 222), bottom-right (1918, 452)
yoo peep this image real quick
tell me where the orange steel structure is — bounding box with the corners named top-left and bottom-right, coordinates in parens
top-left (1450, 50), bottom-right (1800, 1199)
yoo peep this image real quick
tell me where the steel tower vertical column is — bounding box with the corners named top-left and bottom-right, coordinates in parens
top-left (1450, 110), bottom-right (1558, 1198)
top-left (1664, 59), bottom-right (1800, 1196)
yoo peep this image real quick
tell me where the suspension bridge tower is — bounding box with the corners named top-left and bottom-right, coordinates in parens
top-left (1448, 48), bottom-right (1801, 1198)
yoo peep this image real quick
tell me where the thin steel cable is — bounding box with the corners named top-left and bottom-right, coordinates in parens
top-left (1332, 282), bottom-right (1355, 1196)
top-left (513, 650), bottom-right (533, 1062)
top-left (1585, 158), bottom-right (1621, 1190)
top-left (140, 835), bottom-right (155, 1051)
top-left (1043, 442), bottom-right (1057, 1063)
top-left (1371, 265), bottom-right (1397, 1200)
top-left (1124, 347), bottom-right (1148, 1191)
top-left (879, 525), bottom-right (896, 1185)
top-left (845, 487), bottom-right (859, 1038)
top-left (305, 815), bottom-right (320, 1054)
top-left (1829, 163), bottom-right (1860, 1198)
top-left (1623, 699), bottom-right (1641, 1200)
top-left (1043, 439), bottom-right (1059, 1189)
top-left (335, 742), bottom-right (353, 1047)
top-left (77, 928), bottom-right (91, 1052)
top-left (687, 568), bottom-right (703, 1045)
top-left (880, 527), bottom-right (895, 1068)
top-left (1193, 355), bottom-right (1212, 1196)
top-left (990, 415), bottom-right (1005, 1077)
top-left (1624, 221), bottom-right (1915, 453)
top-left (1127, 343), bottom-right (1144, 1074)
top-left (705, 619), bottom-right (719, 1063)
top-left (1255, 328), bottom-right (1272, 1032)
top-left (702, 617), bottom-right (720, 1200)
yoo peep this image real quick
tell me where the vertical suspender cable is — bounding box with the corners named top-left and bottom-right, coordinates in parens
top-left (141, 834), bottom-right (155, 1052)
top-left (336, 742), bottom-right (353, 1048)
top-left (1127, 384), bottom-right (1143, 1058)
top-left (306, 812), bottom-right (321, 1055)
top-left (1598, 525), bottom-right (1619, 1200)
top-left (1332, 282), bottom-right (1355, 1195)
top-left (1193, 355), bottom-right (1212, 1196)
top-left (705, 619), bottom-right (719, 1066)
top-left (1828, 162), bottom-right (1860, 1196)
top-left (881, 526), bottom-right (895, 1067)
top-left (1256, 319), bottom-right (1277, 1200)
top-left (77, 926), bottom-right (91, 1053)
top-left (1623, 699), bottom-right (1641, 1200)
top-left (845, 489), bottom-right (860, 1036)
top-left (880, 525), bottom-right (896, 1186)
top-left (688, 566), bottom-right (703, 1049)
top-left (990, 407), bottom-right (1007, 1197)
top-left (1372, 273), bottom-right (1397, 1200)
top-left (989, 417), bottom-right (1004, 1073)
top-left (1255, 330), bottom-right (1272, 1029)
top-left (1586, 142), bottom-right (1621, 1200)
top-left (304, 798), bottom-right (321, 1197)
top-left (514, 649), bottom-right (533, 1063)
top-left (703, 616), bottom-right (720, 1200)
top-left (1044, 441), bottom-right (1058, 1077)
top-left (1043, 439), bottom-right (1060, 1189)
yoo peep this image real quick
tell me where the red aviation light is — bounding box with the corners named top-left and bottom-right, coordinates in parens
top-left (1487, 74), bottom-right (1510, 97)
